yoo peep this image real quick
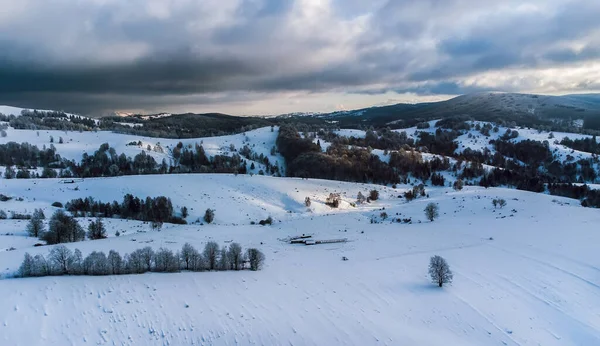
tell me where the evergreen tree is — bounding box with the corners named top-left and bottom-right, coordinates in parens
top-left (87, 218), bottom-right (107, 240)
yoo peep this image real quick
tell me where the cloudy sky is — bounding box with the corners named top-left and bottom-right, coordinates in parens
top-left (1, 0), bottom-right (599, 116)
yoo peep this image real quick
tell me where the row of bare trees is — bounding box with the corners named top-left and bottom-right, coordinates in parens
top-left (18, 242), bottom-right (265, 278)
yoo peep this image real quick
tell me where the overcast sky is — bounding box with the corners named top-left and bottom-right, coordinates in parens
top-left (1, 0), bottom-right (599, 116)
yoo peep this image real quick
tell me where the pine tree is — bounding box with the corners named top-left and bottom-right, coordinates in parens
top-left (87, 218), bottom-right (107, 240)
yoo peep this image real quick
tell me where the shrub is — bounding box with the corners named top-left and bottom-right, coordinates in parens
top-left (325, 193), bottom-right (341, 208)
top-left (369, 190), bottom-right (379, 201)
top-left (203, 241), bottom-right (219, 270)
top-left (357, 192), bottom-right (366, 204)
top-left (204, 208), bottom-right (215, 224)
top-left (181, 206), bottom-right (188, 218)
top-left (259, 216), bottom-right (273, 226)
top-left (52, 202), bottom-right (63, 208)
top-left (453, 179), bottom-right (464, 191)
top-left (304, 197), bottom-right (311, 207)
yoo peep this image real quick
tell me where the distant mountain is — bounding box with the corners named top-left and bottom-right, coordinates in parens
top-left (278, 92), bottom-right (600, 129)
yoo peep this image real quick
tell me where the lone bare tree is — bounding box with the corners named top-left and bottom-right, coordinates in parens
top-left (424, 203), bottom-right (439, 222)
top-left (428, 255), bottom-right (453, 287)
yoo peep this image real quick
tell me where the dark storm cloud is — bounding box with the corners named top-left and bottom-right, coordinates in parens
top-left (0, 0), bottom-right (599, 115)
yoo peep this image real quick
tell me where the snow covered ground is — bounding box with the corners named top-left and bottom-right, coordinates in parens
top-left (1, 175), bottom-right (599, 345)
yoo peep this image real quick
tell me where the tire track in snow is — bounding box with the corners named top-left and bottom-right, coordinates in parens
top-left (489, 244), bottom-right (600, 289)
top-left (375, 242), bottom-right (486, 261)
top-left (451, 292), bottom-right (523, 346)
top-left (498, 275), bottom-right (600, 344)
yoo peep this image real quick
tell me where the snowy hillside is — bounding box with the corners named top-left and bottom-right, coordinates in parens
top-left (0, 105), bottom-right (78, 117)
top-left (0, 126), bottom-right (284, 175)
top-left (0, 175), bottom-right (599, 345)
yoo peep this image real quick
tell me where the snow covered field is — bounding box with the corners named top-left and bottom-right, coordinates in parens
top-left (1, 175), bottom-right (599, 345)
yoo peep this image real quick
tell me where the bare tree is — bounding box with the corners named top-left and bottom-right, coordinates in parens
top-left (32, 254), bottom-right (49, 276)
top-left (127, 249), bottom-right (146, 274)
top-left (357, 192), bottom-right (366, 204)
top-left (203, 241), bottom-right (219, 270)
top-left (227, 243), bottom-right (243, 270)
top-left (245, 248), bottom-right (265, 271)
top-left (154, 247), bottom-right (179, 272)
top-left (26, 213), bottom-right (45, 238)
top-left (140, 246), bottom-right (154, 272)
top-left (83, 251), bottom-right (109, 275)
top-left (69, 248), bottom-right (83, 275)
top-left (180, 243), bottom-right (197, 270)
top-left (369, 190), bottom-right (379, 201)
top-left (18, 253), bottom-right (34, 277)
top-left (48, 245), bottom-right (73, 275)
top-left (189, 249), bottom-right (204, 271)
top-left (218, 248), bottom-right (229, 271)
top-left (108, 250), bottom-right (123, 275)
top-left (424, 203), bottom-right (439, 222)
top-left (428, 255), bottom-right (453, 287)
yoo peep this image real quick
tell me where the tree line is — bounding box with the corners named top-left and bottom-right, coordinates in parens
top-left (65, 194), bottom-right (186, 224)
top-left (17, 242), bottom-right (265, 278)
